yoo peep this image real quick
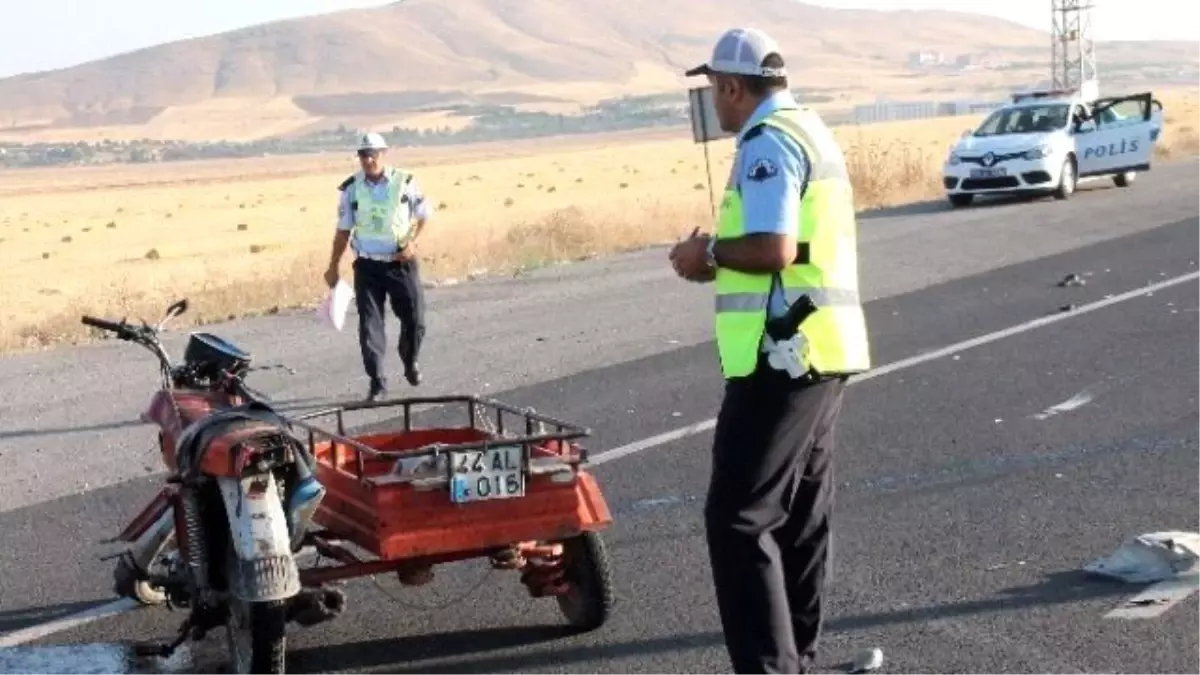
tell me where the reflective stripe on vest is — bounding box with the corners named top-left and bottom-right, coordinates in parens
top-left (713, 107), bottom-right (872, 379)
top-left (350, 167), bottom-right (415, 250)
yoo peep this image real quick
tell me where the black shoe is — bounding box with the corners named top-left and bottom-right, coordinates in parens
top-left (405, 364), bottom-right (422, 386)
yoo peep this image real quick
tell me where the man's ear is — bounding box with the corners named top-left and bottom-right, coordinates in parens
top-left (723, 76), bottom-right (744, 102)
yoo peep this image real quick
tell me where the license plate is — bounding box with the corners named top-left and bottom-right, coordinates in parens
top-left (970, 167), bottom-right (1007, 178)
top-left (448, 445), bottom-right (526, 503)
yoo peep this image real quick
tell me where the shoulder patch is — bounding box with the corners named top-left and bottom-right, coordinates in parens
top-left (745, 156), bottom-right (779, 182)
top-left (337, 174), bottom-right (355, 191)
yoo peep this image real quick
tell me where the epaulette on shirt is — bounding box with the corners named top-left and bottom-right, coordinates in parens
top-left (741, 125), bottom-right (768, 143)
top-left (339, 174), bottom-right (358, 212)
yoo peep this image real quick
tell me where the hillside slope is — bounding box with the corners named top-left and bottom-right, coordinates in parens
top-left (0, 0), bottom-right (1194, 141)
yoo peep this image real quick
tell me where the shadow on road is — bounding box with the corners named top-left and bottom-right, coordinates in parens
top-left (0, 571), bottom-right (1138, 673)
top-left (826, 570), bottom-right (1132, 635)
top-left (0, 599), bottom-right (116, 634)
top-left (285, 571), bottom-right (1134, 673)
top-left (858, 199), bottom-right (954, 220)
top-left (857, 193), bottom-right (1041, 220)
top-left (857, 180), bottom-right (1125, 222)
top-left (285, 624), bottom-right (719, 674)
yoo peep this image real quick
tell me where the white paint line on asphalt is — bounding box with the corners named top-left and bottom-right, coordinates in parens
top-left (3, 270), bottom-right (1197, 647)
top-left (591, 270), bottom-right (1200, 466)
top-left (1104, 572), bottom-right (1200, 620)
top-left (0, 548), bottom-right (330, 648)
top-left (0, 598), bottom-right (139, 648)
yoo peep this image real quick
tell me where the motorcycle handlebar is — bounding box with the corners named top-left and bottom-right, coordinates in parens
top-left (80, 314), bottom-right (170, 377)
top-left (80, 315), bottom-right (127, 334)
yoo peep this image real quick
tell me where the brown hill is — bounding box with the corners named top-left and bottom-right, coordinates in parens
top-left (0, 0), bottom-right (1194, 142)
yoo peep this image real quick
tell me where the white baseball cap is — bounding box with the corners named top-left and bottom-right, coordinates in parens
top-left (357, 131), bottom-right (388, 151)
top-left (685, 28), bottom-right (788, 78)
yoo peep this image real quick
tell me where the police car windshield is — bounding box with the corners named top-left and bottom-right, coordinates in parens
top-left (973, 104), bottom-right (1070, 136)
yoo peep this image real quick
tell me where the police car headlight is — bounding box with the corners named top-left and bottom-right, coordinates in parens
top-left (948, 153), bottom-right (962, 166)
top-left (1023, 144), bottom-right (1051, 160)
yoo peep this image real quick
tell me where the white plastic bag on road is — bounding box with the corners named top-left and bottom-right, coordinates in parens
top-left (317, 279), bottom-right (355, 331)
top-left (1083, 531), bottom-right (1200, 584)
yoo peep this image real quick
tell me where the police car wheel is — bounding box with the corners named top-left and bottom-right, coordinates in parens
top-left (1114, 171), bottom-right (1136, 188)
top-left (1053, 157), bottom-right (1076, 201)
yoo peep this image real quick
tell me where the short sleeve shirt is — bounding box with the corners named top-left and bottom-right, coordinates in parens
top-left (732, 91), bottom-right (812, 318)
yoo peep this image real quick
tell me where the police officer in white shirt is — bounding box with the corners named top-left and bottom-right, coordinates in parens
top-left (324, 132), bottom-right (433, 401)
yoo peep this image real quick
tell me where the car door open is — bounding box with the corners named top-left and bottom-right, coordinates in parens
top-left (1074, 91), bottom-right (1158, 177)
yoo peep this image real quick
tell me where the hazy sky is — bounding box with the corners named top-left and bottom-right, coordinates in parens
top-left (0, 0), bottom-right (1191, 79)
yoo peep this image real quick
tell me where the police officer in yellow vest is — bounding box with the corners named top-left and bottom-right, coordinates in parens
top-left (325, 132), bottom-right (432, 401)
top-left (670, 27), bottom-right (872, 674)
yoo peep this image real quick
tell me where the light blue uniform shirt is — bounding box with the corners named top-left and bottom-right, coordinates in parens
top-left (336, 169), bottom-right (433, 257)
top-left (732, 90), bottom-right (811, 318)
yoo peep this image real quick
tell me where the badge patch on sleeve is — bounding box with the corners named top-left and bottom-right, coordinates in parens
top-left (746, 157), bottom-right (779, 182)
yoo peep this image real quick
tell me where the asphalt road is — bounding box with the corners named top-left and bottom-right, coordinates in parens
top-left (0, 160), bottom-right (1197, 674)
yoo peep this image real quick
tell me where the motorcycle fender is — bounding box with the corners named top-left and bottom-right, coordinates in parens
top-left (216, 473), bottom-right (301, 602)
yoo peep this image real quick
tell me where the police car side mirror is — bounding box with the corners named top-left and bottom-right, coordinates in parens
top-left (960, 129), bottom-right (972, 138)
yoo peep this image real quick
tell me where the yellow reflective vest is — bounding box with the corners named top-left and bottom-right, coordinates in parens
top-left (713, 106), bottom-right (872, 379)
top-left (342, 167), bottom-right (417, 251)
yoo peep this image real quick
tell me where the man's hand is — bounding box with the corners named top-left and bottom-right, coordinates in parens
top-left (669, 230), bottom-right (715, 283)
top-left (324, 265), bottom-right (339, 288)
top-left (395, 240), bottom-right (418, 263)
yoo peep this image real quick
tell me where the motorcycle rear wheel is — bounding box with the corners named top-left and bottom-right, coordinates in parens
top-left (222, 531), bottom-right (289, 674)
top-left (225, 596), bottom-right (288, 674)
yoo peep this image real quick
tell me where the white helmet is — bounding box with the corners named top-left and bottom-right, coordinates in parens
top-left (357, 131), bottom-right (388, 151)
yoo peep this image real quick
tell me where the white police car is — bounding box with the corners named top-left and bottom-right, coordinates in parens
top-left (943, 89), bottom-right (1163, 207)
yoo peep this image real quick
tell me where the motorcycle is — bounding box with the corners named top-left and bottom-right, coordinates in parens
top-left (83, 299), bottom-right (332, 673)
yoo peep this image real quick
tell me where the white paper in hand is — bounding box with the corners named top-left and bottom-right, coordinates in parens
top-left (317, 279), bottom-right (355, 331)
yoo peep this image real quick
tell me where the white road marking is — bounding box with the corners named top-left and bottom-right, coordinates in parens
top-left (1104, 572), bottom-right (1200, 620)
top-left (2, 270), bottom-right (1196, 646)
top-left (0, 552), bottom-right (325, 647)
top-left (0, 598), bottom-right (139, 648)
top-left (1032, 386), bottom-right (1099, 420)
top-left (593, 270), bottom-right (1199, 466)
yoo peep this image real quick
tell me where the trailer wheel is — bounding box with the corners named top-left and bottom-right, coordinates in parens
top-left (555, 530), bottom-right (614, 631)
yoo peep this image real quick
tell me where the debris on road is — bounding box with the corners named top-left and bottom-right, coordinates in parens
top-left (1083, 531), bottom-right (1200, 584)
top-left (850, 647), bottom-right (884, 673)
top-left (1032, 386), bottom-right (1097, 420)
top-left (1058, 273), bottom-right (1085, 287)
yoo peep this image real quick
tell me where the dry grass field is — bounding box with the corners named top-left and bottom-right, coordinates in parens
top-left (1, 88), bottom-right (1195, 354)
